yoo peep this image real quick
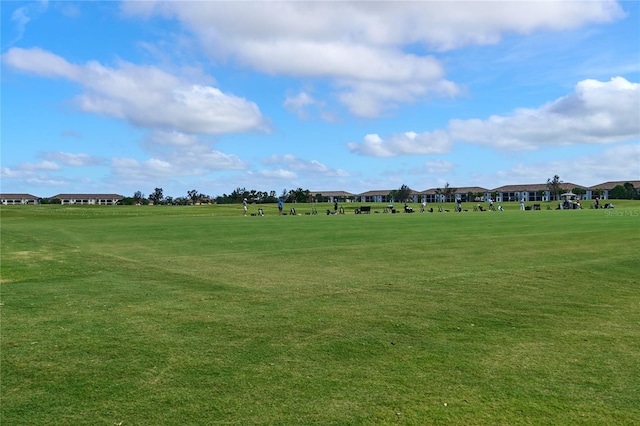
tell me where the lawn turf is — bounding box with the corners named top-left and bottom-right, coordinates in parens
top-left (1, 203), bottom-right (639, 425)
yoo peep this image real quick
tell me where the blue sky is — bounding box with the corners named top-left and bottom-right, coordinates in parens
top-left (2, 1), bottom-right (639, 198)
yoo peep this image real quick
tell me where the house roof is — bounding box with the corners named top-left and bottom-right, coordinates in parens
top-left (50, 193), bottom-right (124, 199)
top-left (589, 180), bottom-right (640, 190)
top-left (0, 193), bottom-right (39, 200)
top-left (418, 187), bottom-right (488, 195)
top-left (358, 189), bottom-right (392, 196)
top-left (492, 182), bottom-right (586, 192)
top-left (453, 186), bottom-right (489, 194)
top-left (311, 190), bottom-right (355, 197)
top-left (5, 179), bottom-right (638, 201)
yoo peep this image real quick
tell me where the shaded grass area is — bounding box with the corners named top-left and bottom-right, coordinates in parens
top-left (1, 204), bottom-right (639, 424)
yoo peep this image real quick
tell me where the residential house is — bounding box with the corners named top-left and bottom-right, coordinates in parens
top-left (311, 191), bottom-right (355, 202)
top-left (358, 190), bottom-right (392, 203)
top-left (587, 180), bottom-right (640, 200)
top-left (0, 193), bottom-right (39, 205)
top-left (454, 186), bottom-right (490, 202)
top-left (49, 194), bottom-right (124, 205)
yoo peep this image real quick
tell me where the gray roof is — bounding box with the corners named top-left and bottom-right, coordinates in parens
top-left (589, 180), bottom-right (640, 190)
top-left (0, 193), bottom-right (39, 200)
top-left (50, 193), bottom-right (124, 199)
top-left (492, 182), bottom-right (586, 192)
top-left (311, 190), bottom-right (355, 197)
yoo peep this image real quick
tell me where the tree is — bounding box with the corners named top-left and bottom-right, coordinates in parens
top-left (434, 187), bottom-right (443, 203)
top-left (230, 187), bottom-right (248, 203)
top-left (188, 189), bottom-right (200, 205)
top-left (289, 188), bottom-right (311, 203)
top-left (437, 182), bottom-right (456, 203)
top-left (572, 187), bottom-right (586, 199)
top-left (149, 187), bottom-right (164, 205)
top-left (624, 182), bottom-right (639, 199)
top-left (593, 187), bottom-right (603, 198)
top-left (610, 182), bottom-right (639, 199)
top-left (133, 191), bottom-right (144, 205)
top-left (388, 184), bottom-right (412, 203)
top-left (547, 175), bottom-right (562, 201)
top-left (398, 184), bottom-right (412, 202)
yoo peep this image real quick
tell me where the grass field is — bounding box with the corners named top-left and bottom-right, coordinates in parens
top-left (1, 202), bottom-right (639, 425)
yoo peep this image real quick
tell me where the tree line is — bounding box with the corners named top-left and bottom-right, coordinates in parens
top-left (118, 179), bottom-right (639, 206)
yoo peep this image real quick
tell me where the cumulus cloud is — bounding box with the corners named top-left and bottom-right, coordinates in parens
top-left (449, 77), bottom-right (640, 150)
top-left (111, 157), bottom-right (176, 181)
top-left (256, 169), bottom-right (298, 180)
top-left (3, 47), bottom-right (267, 135)
top-left (350, 77), bottom-right (639, 157)
top-left (263, 154), bottom-right (352, 178)
top-left (1, 161), bottom-right (63, 186)
top-left (347, 130), bottom-right (452, 157)
top-left (42, 152), bottom-right (104, 167)
top-left (122, 1), bottom-right (622, 117)
top-left (424, 160), bottom-right (455, 175)
top-left (18, 161), bottom-right (60, 172)
top-left (283, 91), bottom-right (317, 119)
top-left (108, 130), bottom-right (248, 186)
top-left (487, 144), bottom-right (640, 187)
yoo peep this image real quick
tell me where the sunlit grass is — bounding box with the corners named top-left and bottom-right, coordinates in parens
top-left (2, 202), bottom-right (639, 424)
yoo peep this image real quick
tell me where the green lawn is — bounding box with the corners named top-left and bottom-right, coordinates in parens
top-left (1, 202), bottom-right (639, 425)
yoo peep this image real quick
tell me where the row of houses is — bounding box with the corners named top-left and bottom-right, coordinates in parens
top-left (316, 180), bottom-right (640, 203)
top-left (0, 193), bottom-right (124, 205)
top-left (1, 180), bottom-right (638, 205)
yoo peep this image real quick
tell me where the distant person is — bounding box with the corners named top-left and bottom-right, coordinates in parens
top-left (334, 200), bottom-right (338, 214)
top-left (421, 200), bottom-right (426, 213)
top-left (520, 197), bottom-right (525, 211)
top-left (595, 197), bottom-right (600, 209)
top-left (456, 198), bottom-right (462, 212)
top-left (489, 198), bottom-right (494, 211)
top-left (243, 198), bottom-right (248, 216)
top-left (278, 199), bottom-right (283, 215)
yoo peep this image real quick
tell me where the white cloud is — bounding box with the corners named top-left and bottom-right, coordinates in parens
top-left (283, 91), bottom-right (316, 119)
top-left (142, 131), bottom-right (248, 171)
top-left (110, 130), bottom-right (247, 184)
top-left (1, 160), bottom-right (65, 188)
top-left (145, 130), bottom-right (199, 148)
top-left (263, 154), bottom-right (352, 178)
top-left (3, 47), bottom-right (267, 135)
top-left (111, 157), bottom-right (177, 181)
top-left (485, 144), bottom-right (640, 187)
top-left (347, 130), bottom-right (452, 157)
top-left (339, 78), bottom-right (459, 118)
top-left (353, 77), bottom-right (639, 157)
top-left (424, 160), bottom-right (455, 175)
top-left (122, 1), bottom-right (622, 117)
top-left (6, 1), bottom-right (48, 47)
top-left (42, 152), bottom-right (104, 167)
top-left (256, 169), bottom-right (298, 180)
top-left (449, 77), bottom-right (640, 150)
top-left (5, 161), bottom-right (61, 172)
